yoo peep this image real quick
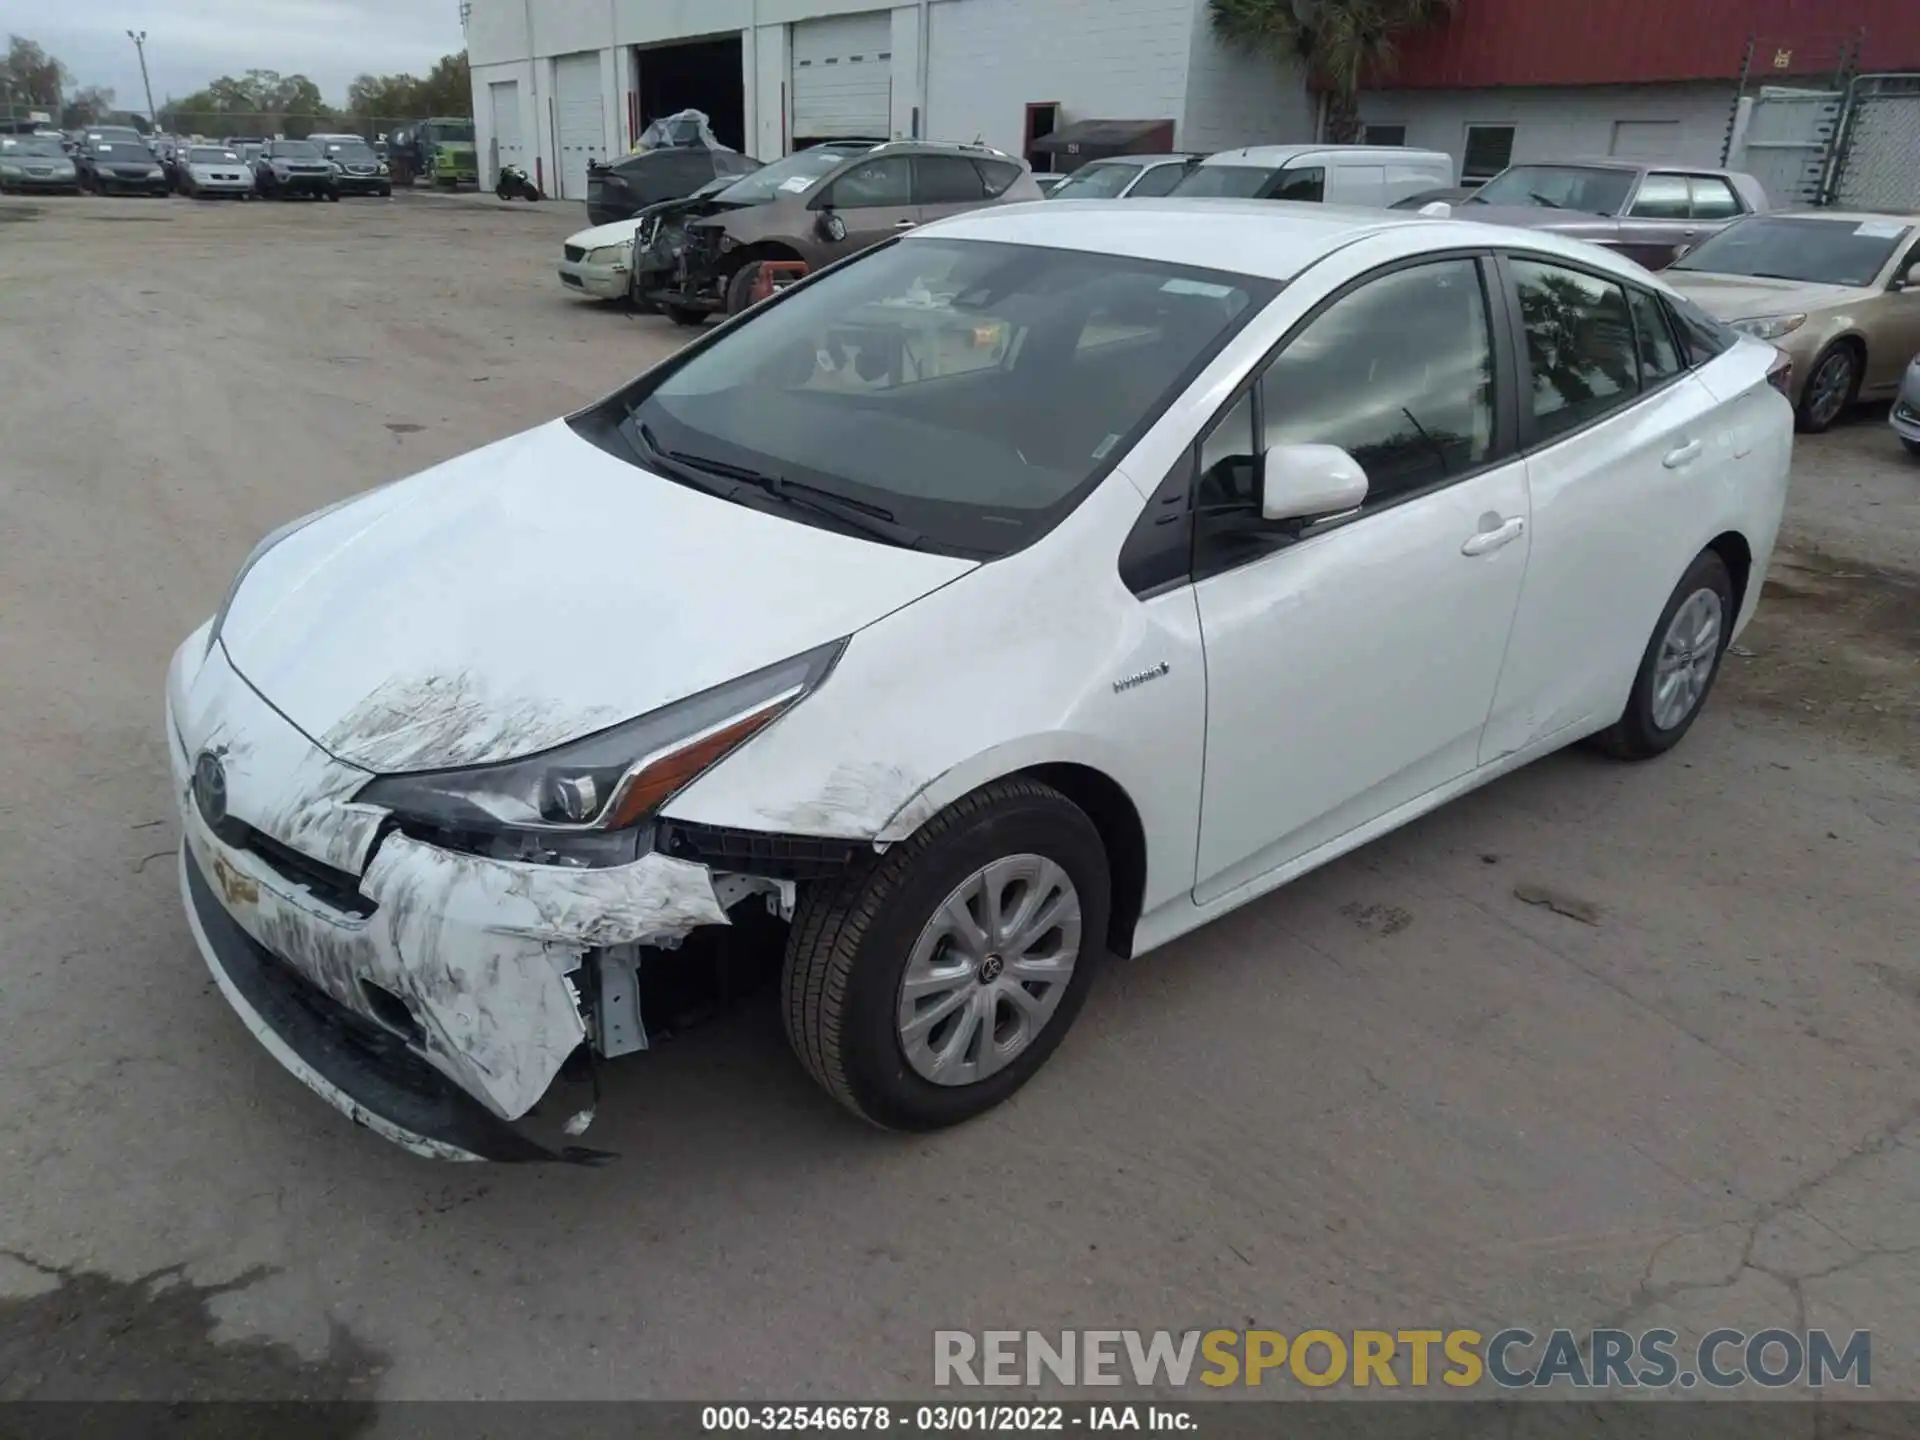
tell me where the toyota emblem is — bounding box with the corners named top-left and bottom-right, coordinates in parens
top-left (193, 751), bottom-right (228, 827)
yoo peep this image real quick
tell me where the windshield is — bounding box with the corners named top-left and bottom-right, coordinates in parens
top-left (426, 121), bottom-right (475, 144)
top-left (272, 141), bottom-right (320, 159)
top-left (3, 137), bottom-right (64, 157)
top-left (1670, 215), bottom-right (1910, 287)
top-left (188, 147), bottom-right (241, 164)
top-left (90, 129), bottom-right (146, 146)
top-left (590, 238), bottom-right (1273, 557)
top-left (1172, 165), bottom-right (1278, 199)
top-left (322, 140), bottom-right (376, 160)
top-left (1467, 165), bottom-right (1636, 214)
top-left (713, 145), bottom-right (866, 204)
top-left (1048, 163), bottom-right (1141, 200)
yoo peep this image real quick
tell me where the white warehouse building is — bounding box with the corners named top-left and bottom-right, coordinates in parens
top-left (465, 0), bottom-right (1315, 201)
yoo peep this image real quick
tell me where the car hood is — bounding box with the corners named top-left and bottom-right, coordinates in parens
top-left (219, 420), bottom-right (976, 773)
top-left (567, 215), bottom-right (647, 249)
top-left (1663, 271), bottom-right (1862, 320)
top-left (1455, 203), bottom-right (1611, 231)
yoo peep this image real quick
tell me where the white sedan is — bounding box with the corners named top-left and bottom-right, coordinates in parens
top-left (556, 215), bottom-right (641, 300)
top-left (180, 145), bottom-right (255, 199)
top-left (169, 201), bottom-right (1792, 1161)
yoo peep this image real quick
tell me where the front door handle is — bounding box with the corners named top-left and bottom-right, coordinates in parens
top-left (1461, 516), bottom-right (1526, 556)
top-left (1663, 438), bottom-right (1704, 469)
top-left (894, 219), bottom-right (917, 229)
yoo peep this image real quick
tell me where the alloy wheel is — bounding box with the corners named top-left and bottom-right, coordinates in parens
top-left (1651, 587), bottom-right (1724, 731)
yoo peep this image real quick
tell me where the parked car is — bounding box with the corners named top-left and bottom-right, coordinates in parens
top-left (311, 134), bottom-right (392, 197)
top-left (629, 145), bottom-right (874, 318)
top-left (75, 128), bottom-right (168, 195)
top-left (585, 144), bottom-right (761, 226)
top-left (1451, 160), bottom-right (1767, 271)
top-left (178, 145), bottom-right (255, 199)
top-left (1044, 154), bottom-right (1204, 200)
top-left (168, 201), bottom-right (1791, 1161)
top-left (651, 140), bottom-right (1043, 322)
top-left (1892, 354), bottom-right (1920, 457)
top-left (1664, 210), bottom-right (1920, 432)
top-left (253, 139), bottom-right (337, 201)
top-left (557, 213), bottom-right (650, 300)
top-left (1172, 144), bottom-right (1454, 208)
top-left (0, 134), bottom-right (79, 194)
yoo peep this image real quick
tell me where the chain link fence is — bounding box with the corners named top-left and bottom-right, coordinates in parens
top-left (1829, 74), bottom-right (1920, 211)
top-left (153, 114), bottom-right (429, 144)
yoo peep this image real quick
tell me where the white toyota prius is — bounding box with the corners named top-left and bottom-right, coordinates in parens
top-left (168, 200), bottom-right (1793, 1161)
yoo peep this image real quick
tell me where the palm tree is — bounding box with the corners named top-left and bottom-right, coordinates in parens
top-left (1209, 0), bottom-right (1459, 145)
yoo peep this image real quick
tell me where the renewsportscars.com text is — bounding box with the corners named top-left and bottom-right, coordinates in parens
top-left (933, 1328), bottom-right (1871, 1390)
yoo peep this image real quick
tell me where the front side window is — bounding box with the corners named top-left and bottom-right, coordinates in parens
top-left (1194, 260), bottom-right (1496, 576)
top-left (1269, 165), bottom-right (1325, 202)
top-left (1628, 173), bottom-right (1691, 219)
top-left (593, 239), bottom-right (1273, 557)
top-left (1511, 258), bottom-right (1639, 443)
top-left (1688, 176), bottom-right (1741, 219)
top-left (825, 156), bottom-right (911, 208)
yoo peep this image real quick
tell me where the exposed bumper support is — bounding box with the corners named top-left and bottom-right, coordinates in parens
top-left (180, 844), bottom-right (610, 1165)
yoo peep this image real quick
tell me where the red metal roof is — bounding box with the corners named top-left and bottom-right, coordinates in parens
top-left (1378, 0), bottom-right (1920, 88)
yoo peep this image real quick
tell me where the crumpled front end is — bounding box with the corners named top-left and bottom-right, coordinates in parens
top-left (166, 627), bottom-right (739, 1162)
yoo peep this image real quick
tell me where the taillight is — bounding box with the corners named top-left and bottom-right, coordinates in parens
top-left (1767, 347), bottom-right (1793, 397)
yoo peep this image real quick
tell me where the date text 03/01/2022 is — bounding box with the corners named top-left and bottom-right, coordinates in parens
top-left (700, 1404), bottom-right (1194, 1431)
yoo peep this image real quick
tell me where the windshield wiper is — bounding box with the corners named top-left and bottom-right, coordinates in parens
top-left (1527, 191), bottom-right (1565, 209)
top-left (662, 446), bottom-right (929, 549)
top-left (626, 422), bottom-right (737, 499)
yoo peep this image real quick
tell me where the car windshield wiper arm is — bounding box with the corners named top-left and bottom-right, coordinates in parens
top-left (664, 446), bottom-right (928, 549)
top-left (627, 422), bottom-right (738, 499)
top-left (1527, 191), bottom-right (1565, 209)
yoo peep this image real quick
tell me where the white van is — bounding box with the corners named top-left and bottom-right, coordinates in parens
top-left (1172, 144), bottom-right (1454, 209)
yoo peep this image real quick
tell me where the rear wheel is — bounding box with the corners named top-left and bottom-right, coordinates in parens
top-left (664, 305), bottom-right (707, 328)
top-left (1593, 549), bottom-right (1735, 761)
top-left (783, 778), bottom-right (1109, 1130)
top-left (1797, 342), bottom-right (1860, 433)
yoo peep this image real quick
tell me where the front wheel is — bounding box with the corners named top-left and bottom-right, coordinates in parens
top-left (664, 305), bottom-right (707, 328)
top-left (783, 778), bottom-right (1110, 1130)
top-left (1903, 437), bottom-right (1920, 459)
top-left (1593, 549), bottom-right (1735, 761)
top-left (725, 262), bottom-right (763, 316)
top-left (1797, 342), bottom-right (1859, 433)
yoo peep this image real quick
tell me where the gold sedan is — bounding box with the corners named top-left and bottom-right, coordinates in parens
top-left (1665, 210), bottom-right (1920, 433)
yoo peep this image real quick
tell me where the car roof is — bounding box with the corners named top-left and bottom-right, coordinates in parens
top-left (1200, 143), bottom-right (1449, 166)
top-left (913, 198), bottom-right (1656, 281)
top-left (1074, 154), bottom-right (1196, 166)
top-left (1519, 156), bottom-right (1744, 178)
top-left (1760, 206), bottom-right (1920, 225)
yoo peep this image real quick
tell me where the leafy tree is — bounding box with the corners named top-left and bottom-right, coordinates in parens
top-left (159, 69), bottom-right (334, 137)
top-left (1208, 0), bottom-right (1457, 144)
top-left (61, 84), bottom-right (114, 128)
top-left (345, 52), bottom-right (469, 125)
top-left (2, 34), bottom-right (69, 108)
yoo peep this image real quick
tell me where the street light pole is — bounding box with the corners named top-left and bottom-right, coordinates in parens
top-left (126, 30), bottom-right (157, 129)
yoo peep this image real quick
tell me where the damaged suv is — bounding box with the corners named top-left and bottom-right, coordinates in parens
top-left (169, 201), bottom-right (1790, 1163)
top-left (645, 139), bottom-right (1041, 320)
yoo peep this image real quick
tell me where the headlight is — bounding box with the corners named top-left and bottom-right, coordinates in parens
top-left (585, 242), bottom-right (632, 267)
top-left (0, 164), bottom-right (20, 176)
top-left (1731, 313), bottom-right (1807, 341)
top-left (377, 162), bottom-right (389, 175)
top-left (355, 639), bottom-right (845, 867)
top-left (206, 497), bottom-right (356, 657)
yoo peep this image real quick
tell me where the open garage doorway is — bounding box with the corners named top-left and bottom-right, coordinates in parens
top-left (635, 35), bottom-right (746, 154)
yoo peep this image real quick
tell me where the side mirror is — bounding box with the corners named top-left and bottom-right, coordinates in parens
top-left (1898, 262), bottom-right (1920, 291)
top-left (816, 209), bottom-right (847, 243)
top-left (1260, 443), bottom-right (1369, 523)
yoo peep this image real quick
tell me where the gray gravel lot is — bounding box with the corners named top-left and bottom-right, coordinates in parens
top-left (0, 192), bottom-right (1916, 1405)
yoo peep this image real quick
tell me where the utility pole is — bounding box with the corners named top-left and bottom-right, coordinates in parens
top-left (126, 30), bottom-right (157, 129)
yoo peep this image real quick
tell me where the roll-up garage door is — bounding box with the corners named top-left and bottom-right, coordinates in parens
top-left (791, 12), bottom-right (892, 140)
top-left (488, 80), bottom-right (523, 185)
top-left (554, 52), bottom-right (606, 200)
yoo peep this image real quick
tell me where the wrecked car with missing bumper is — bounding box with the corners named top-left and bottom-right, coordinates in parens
top-left (170, 200), bottom-right (1790, 1161)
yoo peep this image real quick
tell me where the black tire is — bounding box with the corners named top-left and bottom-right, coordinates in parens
top-left (1902, 438), bottom-right (1920, 459)
top-left (664, 305), bottom-right (707, 328)
top-left (1593, 549), bottom-right (1735, 761)
top-left (725, 262), bottom-right (763, 316)
top-left (783, 778), bottom-right (1111, 1131)
top-left (324, 189), bottom-right (339, 202)
top-left (1796, 341), bottom-right (1860, 434)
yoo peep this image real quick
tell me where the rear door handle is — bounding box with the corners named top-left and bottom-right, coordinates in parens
top-left (1663, 439), bottom-right (1704, 469)
top-left (1461, 516), bottom-right (1526, 557)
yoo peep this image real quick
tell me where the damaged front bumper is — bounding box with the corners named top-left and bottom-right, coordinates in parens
top-left (166, 628), bottom-right (753, 1162)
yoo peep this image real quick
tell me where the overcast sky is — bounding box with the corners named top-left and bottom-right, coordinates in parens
top-left (2, 0), bottom-right (464, 108)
